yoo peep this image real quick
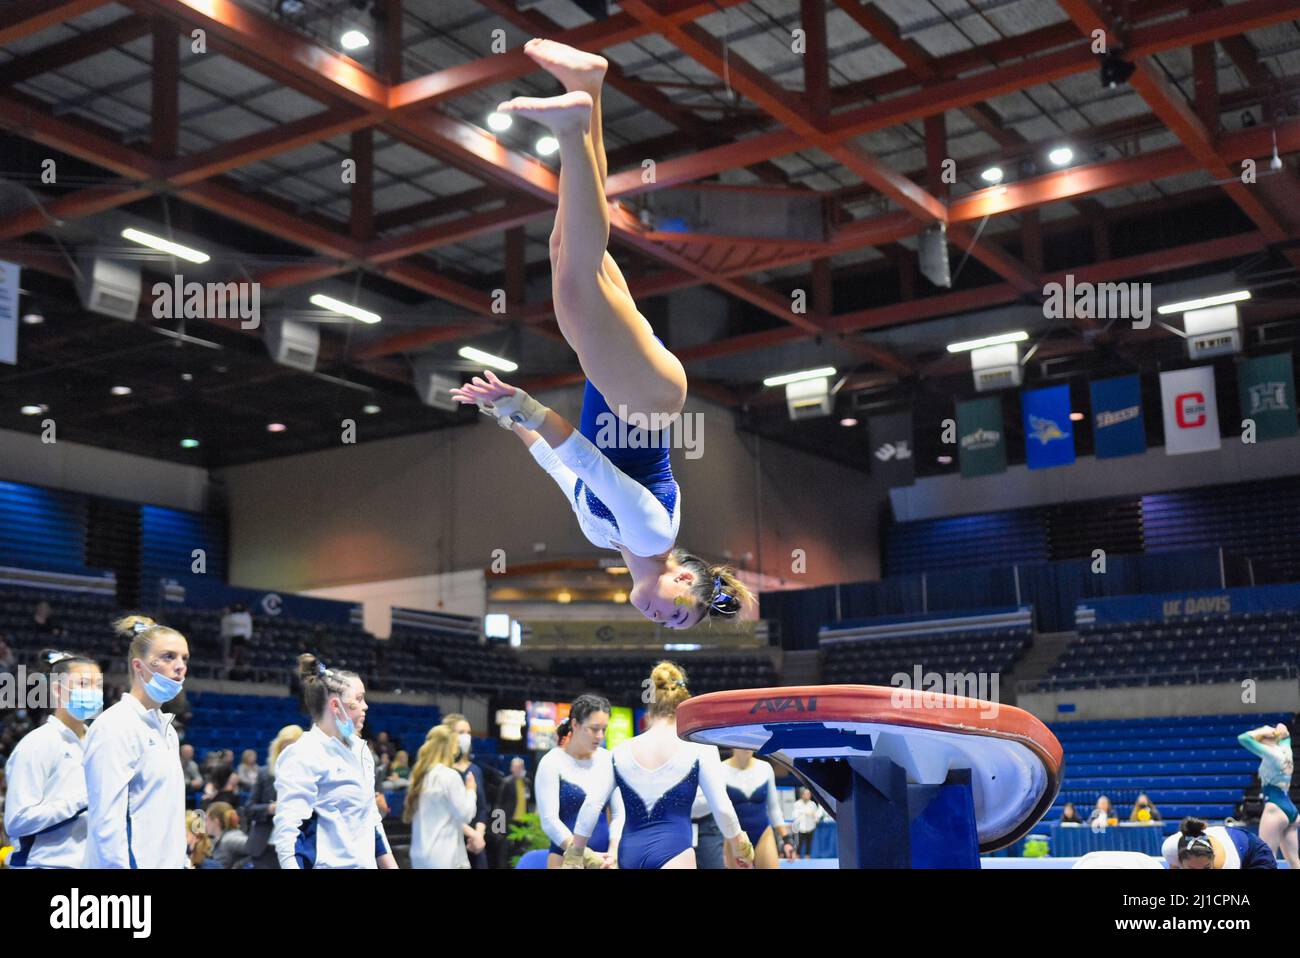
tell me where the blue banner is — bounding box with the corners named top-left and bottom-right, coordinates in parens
top-left (158, 576), bottom-right (358, 625)
top-left (1090, 374), bottom-right (1146, 459)
top-left (1021, 384), bottom-right (1075, 469)
top-left (1077, 582), bottom-right (1300, 625)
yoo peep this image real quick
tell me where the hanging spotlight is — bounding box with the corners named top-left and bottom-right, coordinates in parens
top-left (1048, 146), bottom-right (1074, 167)
top-left (1099, 51), bottom-right (1135, 88)
top-left (536, 136), bottom-right (559, 157)
top-left (980, 166), bottom-right (1004, 184)
top-left (487, 111), bottom-right (513, 133)
top-left (340, 29), bottom-right (370, 51)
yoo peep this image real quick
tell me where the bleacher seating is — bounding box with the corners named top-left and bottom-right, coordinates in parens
top-left (1048, 713), bottom-right (1296, 822)
top-left (1041, 611), bottom-right (1300, 690)
top-left (389, 625), bottom-right (565, 696)
top-left (821, 627), bottom-right (1032, 685)
top-left (0, 583), bottom-right (121, 660)
top-left (184, 691), bottom-right (442, 764)
top-left (549, 653), bottom-right (778, 703)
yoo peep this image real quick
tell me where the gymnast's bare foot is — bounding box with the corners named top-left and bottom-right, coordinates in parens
top-left (496, 91), bottom-right (592, 136)
top-left (523, 38), bottom-right (607, 96)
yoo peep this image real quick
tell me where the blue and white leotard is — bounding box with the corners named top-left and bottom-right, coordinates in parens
top-left (534, 746), bottom-right (624, 857)
top-left (575, 736), bottom-right (741, 869)
top-left (1163, 825), bottom-right (1278, 869)
top-left (528, 381), bottom-right (680, 557)
top-left (721, 758), bottom-right (785, 847)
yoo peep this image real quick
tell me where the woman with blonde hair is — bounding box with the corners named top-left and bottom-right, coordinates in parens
top-left (450, 39), bottom-right (756, 633)
top-left (185, 810), bottom-right (212, 868)
top-left (273, 655), bottom-right (396, 868)
top-left (83, 615), bottom-right (189, 868)
top-left (406, 725), bottom-right (477, 869)
top-left (243, 724), bottom-right (303, 869)
top-left (567, 661), bottom-right (752, 869)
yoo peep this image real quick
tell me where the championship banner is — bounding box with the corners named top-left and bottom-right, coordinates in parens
top-left (1021, 384), bottom-right (1075, 470)
top-left (1159, 366), bottom-right (1220, 455)
top-left (956, 397), bottom-right (1006, 478)
top-left (868, 411), bottom-right (915, 487)
top-left (1089, 374), bottom-right (1146, 459)
top-left (0, 260), bottom-right (19, 365)
top-left (1238, 352), bottom-right (1298, 441)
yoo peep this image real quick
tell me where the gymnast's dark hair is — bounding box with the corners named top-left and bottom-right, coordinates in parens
top-left (1176, 817), bottom-right (1215, 861)
top-left (39, 648), bottom-right (98, 676)
top-left (671, 550), bottom-right (756, 626)
top-left (297, 653), bottom-right (359, 720)
top-left (557, 693), bottom-right (611, 741)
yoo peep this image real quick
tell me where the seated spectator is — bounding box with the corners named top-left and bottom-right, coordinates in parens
top-left (1059, 801), bottom-right (1084, 825)
top-left (243, 724), bottom-right (304, 869)
top-left (386, 750), bottom-right (411, 790)
top-left (1088, 795), bottom-right (1118, 829)
top-left (206, 802), bottom-right (249, 868)
top-left (31, 601), bottom-right (59, 636)
top-left (180, 744), bottom-right (204, 795)
top-left (1129, 793), bottom-right (1163, 823)
top-left (186, 810), bottom-right (213, 869)
top-left (201, 766), bottom-right (240, 810)
top-left (236, 749), bottom-right (261, 791)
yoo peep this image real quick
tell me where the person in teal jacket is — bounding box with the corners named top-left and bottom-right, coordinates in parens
top-left (1237, 722), bottom-right (1296, 868)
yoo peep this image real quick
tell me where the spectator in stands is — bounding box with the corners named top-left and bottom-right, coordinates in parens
top-left (1059, 802), bottom-right (1084, 825)
top-left (185, 809), bottom-right (213, 868)
top-left (272, 655), bottom-right (396, 869)
top-left (405, 725), bottom-right (477, 869)
top-left (0, 636), bottom-right (15, 676)
top-left (385, 750), bottom-right (411, 790)
top-left (236, 749), bottom-right (261, 791)
top-left (200, 747), bottom-right (225, 780)
top-left (205, 801), bottom-right (249, 868)
top-left (374, 730), bottom-right (396, 758)
top-left (1128, 793), bottom-right (1163, 823)
top-left (444, 713), bottom-right (488, 867)
top-left (180, 744), bottom-right (203, 800)
top-left (494, 756), bottom-right (534, 870)
top-left (220, 604), bottom-right (253, 673)
top-left (3, 650), bottom-right (101, 869)
top-left (31, 601), bottom-right (59, 636)
top-left (1087, 796), bottom-right (1117, 829)
top-left (791, 787), bottom-right (823, 859)
top-left (202, 765), bottom-right (240, 811)
top-left (84, 615), bottom-right (189, 869)
top-left (243, 724), bottom-right (303, 869)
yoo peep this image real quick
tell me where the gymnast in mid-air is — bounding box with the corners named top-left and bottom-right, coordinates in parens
top-left (451, 38), bottom-right (754, 631)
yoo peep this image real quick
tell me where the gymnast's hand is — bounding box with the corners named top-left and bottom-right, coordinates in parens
top-left (449, 370), bottom-right (548, 431)
top-left (729, 834), bottom-right (755, 869)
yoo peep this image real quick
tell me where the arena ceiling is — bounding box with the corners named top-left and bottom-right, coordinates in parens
top-left (0, 0), bottom-right (1298, 471)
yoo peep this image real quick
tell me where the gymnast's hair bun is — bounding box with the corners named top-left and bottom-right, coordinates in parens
top-left (648, 660), bottom-right (690, 718)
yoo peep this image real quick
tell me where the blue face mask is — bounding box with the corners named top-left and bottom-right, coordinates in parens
top-left (67, 686), bottom-right (103, 721)
top-left (140, 665), bottom-right (183, 704)
top-left (333, 699), bottom-right (355, 740)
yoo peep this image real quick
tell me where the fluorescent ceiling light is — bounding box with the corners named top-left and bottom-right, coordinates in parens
top-left (763, 366), bottom-right (836, 388)
top-left (487, 112), bottom-right (512, 132)
top-left (340, 29), bottom-right (369, 50)
top-left (946, 330), bottom-right (1029, 353)
top-left (981, 166), bottom-right (1004, 184)
top-left (1048, 146), bottom-right (1074, 166)
top-left (121, 228), bottom-right (210, 264)
top-left (458, 346), bottom-right (518, 372)
top-left (1156, 290), bottom-right (1251, 315)
top-left (310, 293), bottom-right (381, 324)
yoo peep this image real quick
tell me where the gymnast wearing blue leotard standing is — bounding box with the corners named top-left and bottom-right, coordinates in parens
top-left (449, 39), bottom-right (755, 632)
top-left (534, 694), bottom-right (624, 869)
top-left (721, 748), bottom-right (796, 869)
top-left (562, 662), bottom-right (753, 870)
top-left (1237, 722), bottom-right (1297, 868)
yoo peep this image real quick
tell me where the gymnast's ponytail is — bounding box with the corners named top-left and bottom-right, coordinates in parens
top-left (672, 550), bottom-right (756, 625)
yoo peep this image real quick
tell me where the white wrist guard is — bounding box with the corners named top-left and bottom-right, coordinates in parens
top-left (476, 400), bottom-right (517, 430)
top-left (487, 387), bottom-right (548, 430)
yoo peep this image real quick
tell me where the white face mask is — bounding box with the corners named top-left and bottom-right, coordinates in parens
top-left (458, 732), bottom-right (472, 756)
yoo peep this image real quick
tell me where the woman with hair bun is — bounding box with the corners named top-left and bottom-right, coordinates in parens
top-left (566, 662), bottom-right (752, 870)
top-left (84, 615), bottom-right (189, 868)
top-left (1163, 816), bottom-right (1277, 869)
top-left (4, 649), bottom-right (101, 868)
top-left (535, 693), bottom-right (624, 868)
top-left (272, 654), bottom-right (396, 869)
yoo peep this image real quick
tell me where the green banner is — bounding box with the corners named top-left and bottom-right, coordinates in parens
top-left (1238, 352), bottom-right (1298, 440)
top-left (957, 397), bottom-right (1007, 477)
